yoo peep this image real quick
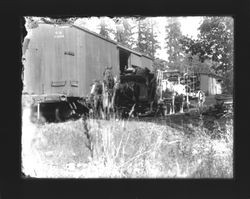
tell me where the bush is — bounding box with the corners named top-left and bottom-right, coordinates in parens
top-left (22, 116), bottom-right (233, 178)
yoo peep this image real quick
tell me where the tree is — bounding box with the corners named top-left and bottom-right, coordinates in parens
top-left (165, 18), bottom-right (184, 66)
top-left (113, 17), bottom-right (136, 48)
top-left (40, 17), bottom-right (77, 24)
top-left (73, 17), bottom-right (89, 27)
top-left (149, 19), bottom-right (161, 59)
top-left (180, 17), bottom-right (234, 94)
top-left (135, 18), bottom-right (160, 58)
top-left (181, 53), bottom-right (214, 74)
top-left (198, 17), bottom-right (233, 74)
top-left (153, 58), bottom-right (168, 72)
top-left (99, 19), bottom-right (112, 39)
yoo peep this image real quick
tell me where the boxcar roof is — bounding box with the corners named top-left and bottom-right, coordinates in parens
top-left (36, 22), bottom-right (153, 61)
top-left (117, 44), bottom-right (142, 56)
top-left (116, 44), bottom-right (153, 59)
top-left (71, 24), bottom-right (117, 44)
top-left (73, 25), bottom-right (153, 60)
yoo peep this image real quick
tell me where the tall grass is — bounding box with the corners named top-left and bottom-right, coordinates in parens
top-left (22, 107), bottom-right (233, 178)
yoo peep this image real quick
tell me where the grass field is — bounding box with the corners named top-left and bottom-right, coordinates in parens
top-left (21, 104), bottom-right (233, 178)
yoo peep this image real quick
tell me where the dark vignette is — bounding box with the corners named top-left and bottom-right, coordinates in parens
top-left (0, 0), bottom-right (249, 198)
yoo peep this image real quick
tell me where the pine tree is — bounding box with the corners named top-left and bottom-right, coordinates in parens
top-left (113, 17), bottom-right (136, 48)
top-left (165, 18), bottom-right (184, 67)
top-left (135, 18), bottom-right (160, 58)
top-left (99, 19), bottom-right (112, 39)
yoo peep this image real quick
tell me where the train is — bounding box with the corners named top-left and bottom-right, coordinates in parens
top-left (22, 19), bottom-right (224, 122)
top-left (22, 20), bottom-right (155, 121)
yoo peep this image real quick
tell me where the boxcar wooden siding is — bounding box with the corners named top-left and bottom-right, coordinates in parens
top-left (142, 56), bottom-right (153, 71)
top-left (76, 27), bottom-right (86, 97)
top-left (24, 25), bottom-right (43, 94)
top-left (131, 53), bottom-right (142, 67)
top-left (23, 23), bottom-right (151, 98)
top-left (83, 31), bottom-right (119, 96)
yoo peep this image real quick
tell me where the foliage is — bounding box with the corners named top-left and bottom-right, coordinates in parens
top-left (180, 53), bottom-right (214, 74)
top-left (39, 17), bottom-right (77, 25)
top-left (113, 17), bottom-right (136, 48)
top-left (73, 17), bottom-right (89, 27)
top-left (22, 113), bottom-right (233, 178)
top-left (99, 19), bottom-right (113, 39)
top-left (180, 17), bottom-right (234, 72)
top-left (165, 19), bottom-right (184, 66)
top-left (180, 17), bottom-right (234, 94)
top-left (198, 17), bottom-right (233, 72)
top-left (135, 18), bottom-right (161, 58)
top-left (153, 58), bottom-right (168, 72)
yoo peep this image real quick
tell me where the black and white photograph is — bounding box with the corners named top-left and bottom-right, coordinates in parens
top-left (21, 16), bottom-right (234, 178)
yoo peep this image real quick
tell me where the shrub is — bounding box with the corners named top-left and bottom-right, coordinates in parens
top-left (22, 115), bottom-right (233, 178)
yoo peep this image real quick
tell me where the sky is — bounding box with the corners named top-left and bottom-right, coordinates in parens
top-left (153, 17), bottom-right (203, 60)
top-left (73, 16), bottom-right (203, 61)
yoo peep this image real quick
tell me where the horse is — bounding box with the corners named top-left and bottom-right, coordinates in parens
top-left (160, 79), bottom-right (188, 115)
top-left (89, 80), bottom-right (104, 119)
top-left (102, 67), bottom-right (115, 119)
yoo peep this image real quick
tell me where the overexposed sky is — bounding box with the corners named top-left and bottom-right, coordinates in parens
top-left (74, 16), bottom-right (203, 61)
top-left (154, 16), bottom-right (203, 60)
top-left (179, 17), bottom-right (203, 39)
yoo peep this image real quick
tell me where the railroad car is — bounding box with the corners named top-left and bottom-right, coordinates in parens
top-left (22, 21), bottom-right (153, 121)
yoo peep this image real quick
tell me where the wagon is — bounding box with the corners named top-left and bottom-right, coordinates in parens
top-left (156, 70), bottom-right (208, 115)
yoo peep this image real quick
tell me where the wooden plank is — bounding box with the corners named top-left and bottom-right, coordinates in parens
top-left (141, 56), bottom-right (153, 71)
top-left (131, 53), bottom-right (142, 67)
top-left (84, 32), bottom-right (120, 97)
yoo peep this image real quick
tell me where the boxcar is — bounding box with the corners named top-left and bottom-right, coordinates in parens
top-left (22, 21), bottom-right (153, 121)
